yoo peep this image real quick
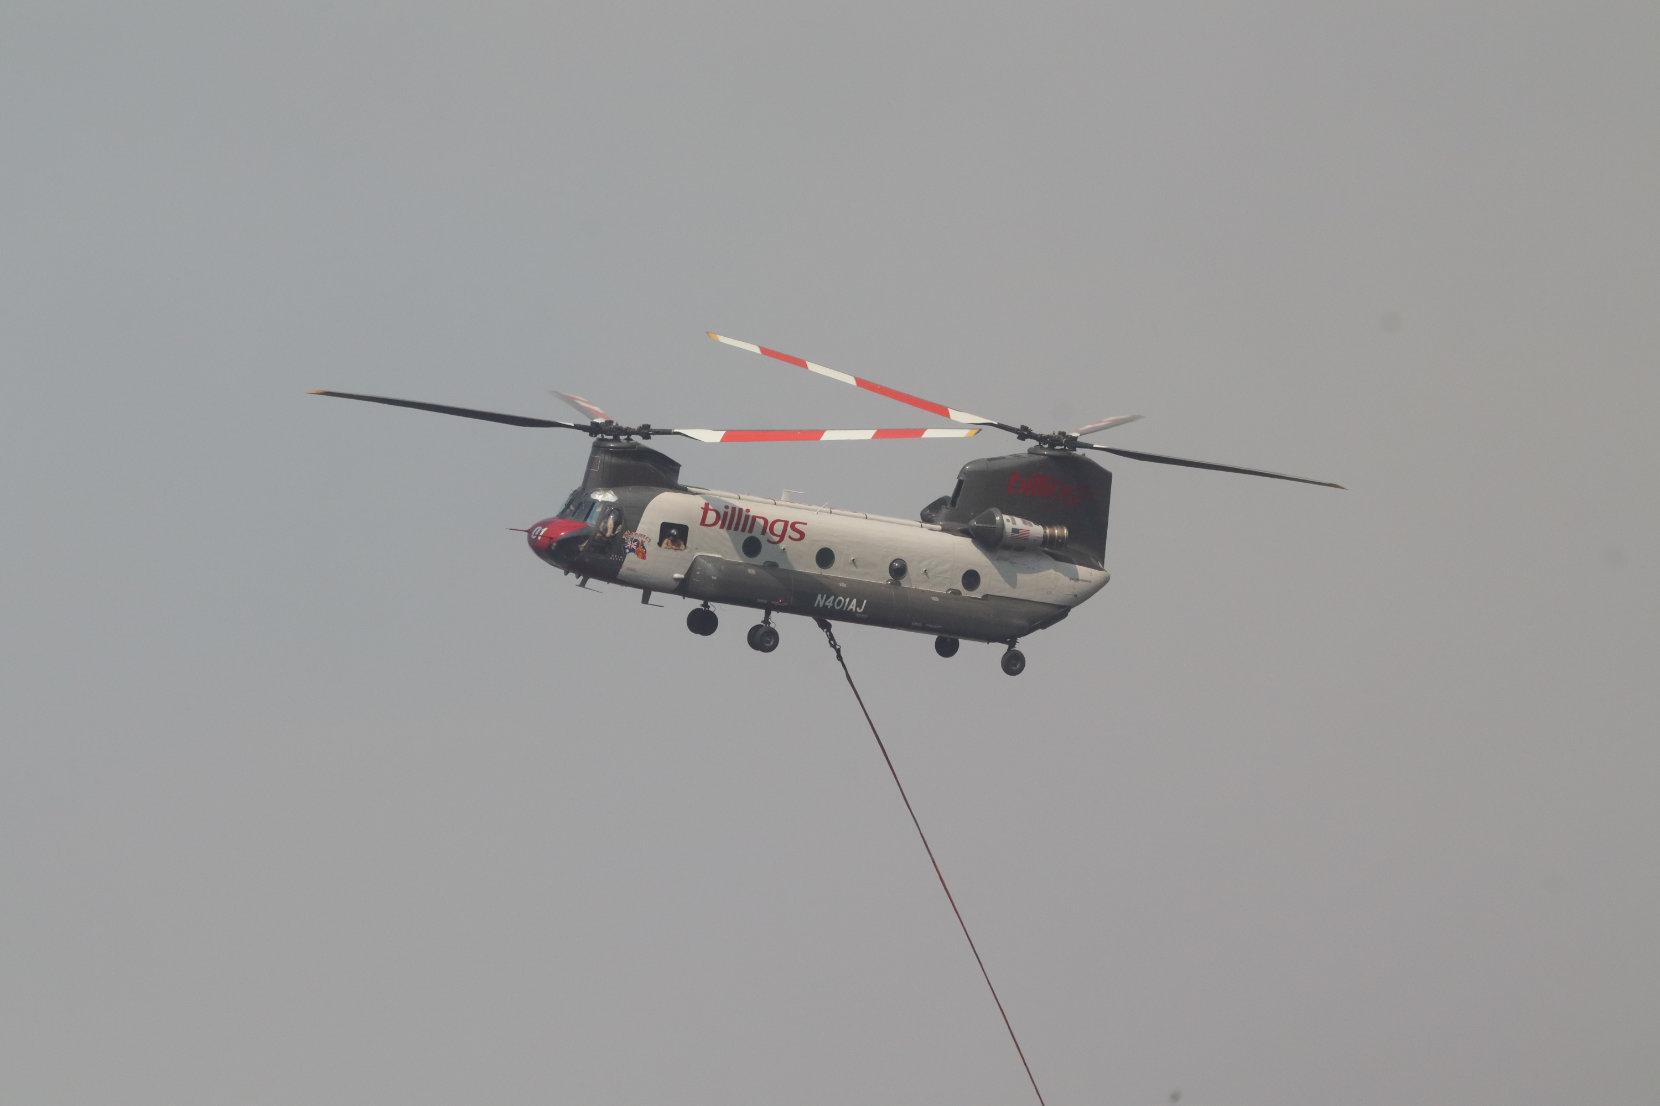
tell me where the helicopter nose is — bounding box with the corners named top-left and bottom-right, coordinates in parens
top-left (527, 518), bottom-right (590, 562)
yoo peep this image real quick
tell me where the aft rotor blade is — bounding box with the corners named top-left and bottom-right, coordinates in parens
top-left (309, 390), bottom-right (580, 429)
top-left (1078, 442), bottom-right (1345, 489)
top-left (671, 427), bottom-right (982, 443)
top-left (708, 332), bottom-right (1006, 429)
top-left (1074, 414), bottom-right (1144, 436)
top-left (550, 390), bottom-right (615, 424)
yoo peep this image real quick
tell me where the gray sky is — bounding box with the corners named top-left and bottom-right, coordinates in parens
top-left (4, 3), bottom-right (1657, 1103)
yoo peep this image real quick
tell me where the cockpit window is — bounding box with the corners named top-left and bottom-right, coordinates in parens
top-left (557, 491), bottom-right (603, 522)
top-left (557, 488), bottom-right (623, 525)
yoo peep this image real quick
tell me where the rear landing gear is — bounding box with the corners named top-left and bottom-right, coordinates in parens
top-left (747, 611), bottom-right (779, 653)
top-left (687, 604), bottom-right (718, 636)
top-left (934, 636), bottom-right (960, 658)
top-left (1000, 646), bottom-right (1026, 677)
top-left (747, 623), bottom-right (780, 653)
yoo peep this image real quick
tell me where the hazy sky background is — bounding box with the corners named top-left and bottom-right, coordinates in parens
top-left (4, 3), bottom-right (1657, 1103)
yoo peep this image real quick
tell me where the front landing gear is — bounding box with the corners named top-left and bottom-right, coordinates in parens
top-left (1000, 645), bottom-right (1026, 677)
top-left (934, 636), bottom-right (960, 658)
top-left (687, 604), bottom-right (718, 636)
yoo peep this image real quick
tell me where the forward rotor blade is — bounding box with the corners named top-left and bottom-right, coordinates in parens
top-left (550, 390), bottom-right (615, 424)
top-left (1078, 442), bottom-right (1345, 489)
top-left (1074, 414), bottom-right (1144, 436)
top-left (708, 332), bottom-right (1004, 428)
top-left (309, 390), bottom-right (580, 429)
top-left (671, 427), bottom-right (982, 443)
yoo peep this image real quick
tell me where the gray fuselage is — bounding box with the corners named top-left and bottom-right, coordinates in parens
top-left (537, 485), bottom-right (1108, 643)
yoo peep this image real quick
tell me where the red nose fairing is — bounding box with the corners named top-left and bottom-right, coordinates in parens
top-left (526, 518), bottom-right (591, 565)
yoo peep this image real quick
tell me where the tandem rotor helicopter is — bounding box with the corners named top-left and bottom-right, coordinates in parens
top-left (312, 333), bottom-right (1342, 675)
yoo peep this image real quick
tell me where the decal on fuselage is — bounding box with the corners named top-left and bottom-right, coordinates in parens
top-left (1006, 470), bottom-right (1090, 507)
top-left (698, 501), bottom-right (807, 544)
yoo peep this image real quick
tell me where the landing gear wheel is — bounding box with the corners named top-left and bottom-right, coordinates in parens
top-left (934, 636), bottom-right (960, 658)
top-left (687, 606), bottom-right (718, 636)
top-left (747, 623), bottom-right (780, 653)
top-left (1000, 647), bottom-right (1026, 676)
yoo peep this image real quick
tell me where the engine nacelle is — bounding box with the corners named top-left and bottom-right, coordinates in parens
top-left (968, 508), bottom-right (1069, 551)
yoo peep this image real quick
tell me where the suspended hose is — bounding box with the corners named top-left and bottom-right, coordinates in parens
top-left (814, 618), bottom-right (1049, 1106)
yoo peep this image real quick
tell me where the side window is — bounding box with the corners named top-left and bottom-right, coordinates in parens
top-left (596, 506), bottom-right (624, 539)
top-left (658, 522), bottom-right (688, 550)
top-left (949, 479), bottom-right (964, 507)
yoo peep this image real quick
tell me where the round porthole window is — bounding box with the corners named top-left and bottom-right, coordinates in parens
top-left (889, 557), bottom-right (908, 581)
top-left (961, 569), bottom-right (981, 591)
top-left (742, 535), bottom-right (763, 558)
top-left (816, 547), bottom-right (835, 569)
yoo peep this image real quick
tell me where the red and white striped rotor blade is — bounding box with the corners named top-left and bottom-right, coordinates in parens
top-left (707, 332), bottom-right (1000, 428)
top-left (671, 427), bottom-right (982, 444)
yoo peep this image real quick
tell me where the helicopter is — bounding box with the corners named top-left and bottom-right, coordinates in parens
top-left (311, 332), bottom-right (1342, 675)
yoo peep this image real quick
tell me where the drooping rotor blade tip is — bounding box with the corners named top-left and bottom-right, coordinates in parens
top-left (550, 389), bottom-right (614, 423)
top-left (1074, 414), bottom-right (1145, 436)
